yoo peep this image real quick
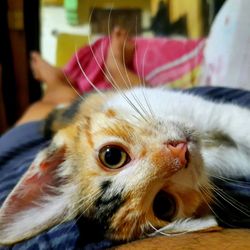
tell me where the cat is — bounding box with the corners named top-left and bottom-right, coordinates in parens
top-left (1, 86), bottom-right (250, 245)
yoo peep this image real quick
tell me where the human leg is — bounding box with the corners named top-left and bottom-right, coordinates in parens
top-left (30, 52), bottom-right (79, 105)
top-left (17, 28), bottom-right (143, 126)
top-left (16, 54), bottom-right (79, 126)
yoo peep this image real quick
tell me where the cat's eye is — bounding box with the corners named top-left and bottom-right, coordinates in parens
top-left (153, 191), bottom-right (176, 221)
top-left (98, 145), bottom-right (130, 169)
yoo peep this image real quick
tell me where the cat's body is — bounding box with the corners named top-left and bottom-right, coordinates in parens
top-left (1, 87), bottom-right (250, 245)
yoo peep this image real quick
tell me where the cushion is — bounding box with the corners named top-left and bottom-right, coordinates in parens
top-left (200, 0), bottom-right (250, 90)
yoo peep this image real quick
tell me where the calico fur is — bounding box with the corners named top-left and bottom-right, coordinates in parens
top-left (1, 87), bottom-right (250, 244)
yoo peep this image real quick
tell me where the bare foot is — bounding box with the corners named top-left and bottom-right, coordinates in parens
top-left (106, 27), bottom-right (135, 75)
top-left (30, 52), bottom-right (65, 88)
top-left (30, 52), bottom-right (77, 105)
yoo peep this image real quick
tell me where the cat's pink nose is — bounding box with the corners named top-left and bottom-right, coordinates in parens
top-left (165, 141), bottom-right (188, 166)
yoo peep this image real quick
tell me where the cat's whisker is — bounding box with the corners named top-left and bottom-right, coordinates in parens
top-left (100, 64), bottom-right (145, 122)
top-left (203, 175), bottom-right (250, 215)
top-left (132, 114), bottom-right (144, 122)
top-left (86, 7), bottom-right (127, 94)
top-left (119, 49), bottom-right (153, 121)
top-left (105, 13), bottom-right (151, 123)
top-left (64, 191), bottom-right (99, 223)
top-left (98, 40), bottom-right (142, 119)
top-left (100, 42), bottom-right (123, 91)
top-left (128, 19), bottom-right (155, 120)
top-left (208, 173), bottom-right (250, 188)
top-left (122, 33), bottom-right (136, 90)
top-left (125, 85), bottom-right (152, 121)
top-left (216, 190), bottom-right (250, 215)
top-left (147, 221), bottom-right (159, 236)
top-left (198, 185), bottom-right (228, 225)
top-left (142, 45), bottom-right (155, 116)
top-left (199, 185), bottom-right (225, 212)
top-left (202, 181), bottom-right (244, 220)
top-left (201, 184), bottom-right (224, 207)
top-left (133, 15), bottom-right (142, 86)
top-left (197, 176), bottom-right (234, 216)
top-left (148, 221), bottom-right (188, 237)
top-left (67, 188), bottom-right (102, 219)
top-left (138, 40), bottom-right (155, 119)
top-left (211, 183), bottom-right (250, 216)
top-left (62, 189), bottom-right (102, 236)
top-left (128, 88), bottom-right (153, 122)
top-left (75, 49), bottom-right (107, 99)
top-left (63, 72), bottom-right (84, 101)
top-left (191, 169), bottom-right (227, 225)
top-left (141, 43), bottom-right (149, 87)
top-left (199, 184), bottom-right (249, 228)
top-left (62, 5), bottom-right (100, 101)
top-left (107, 9), bottom-right (131, 91)
top-left (84, 8), bottom-right (150, 123)
top-left (120, 32), bottom-right (152, 118)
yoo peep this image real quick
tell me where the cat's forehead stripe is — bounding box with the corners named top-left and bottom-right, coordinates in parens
top-left (83, 116), bottom-right (94, 147)
top-left (139, 147), bottom-right (148, 158)
top-left (101, 123), bottom-right (134, 144)
top-left (105, 109), bottom-right (117, 118)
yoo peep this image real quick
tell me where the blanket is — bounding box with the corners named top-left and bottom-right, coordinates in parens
top-left (63, 37), bottom-right (205, 92)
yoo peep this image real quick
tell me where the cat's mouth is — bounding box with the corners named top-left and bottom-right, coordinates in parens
top-left (153, 190), bottom-right (177, 222)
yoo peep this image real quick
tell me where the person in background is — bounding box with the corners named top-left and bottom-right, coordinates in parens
top-left (17, 27), bottom-right (142, 125)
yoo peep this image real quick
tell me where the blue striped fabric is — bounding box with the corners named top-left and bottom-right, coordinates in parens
top-left (0, 122), bottom-right (81, 250)
top-left (185, 86), bottom-right (250, 107)
top-left (0, 87), bottom-right (250, 249)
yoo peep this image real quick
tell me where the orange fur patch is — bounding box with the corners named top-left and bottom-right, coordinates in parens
top-left (101, 123), bottom-right (135, 144)
top-left (83, 116), bottom-right (94, 147)
top-left (139, 146), bottom-right (147, 158)
top-left (194, 200), bottom-right (211, 217)
top-left (105, 109), bottom-right (117, 118)
top-left (150, 149), bottom-right (178, 178)
top-left (110, 205), bottom-right (146, 240)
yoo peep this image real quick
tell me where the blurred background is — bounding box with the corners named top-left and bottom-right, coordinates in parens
top-left (0, 0), bottom-right (226, 133)
top-left (40, 0), bottom-right (225, 65)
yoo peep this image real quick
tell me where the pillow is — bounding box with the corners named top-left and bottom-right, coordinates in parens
top-left (200, 0), bottom-right (250, 90)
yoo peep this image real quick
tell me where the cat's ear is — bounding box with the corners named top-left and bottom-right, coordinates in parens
top-left (0, 135), bottom-right (75, 245)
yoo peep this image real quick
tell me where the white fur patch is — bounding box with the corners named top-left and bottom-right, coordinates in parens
top-left (149, 215), bottom-right (218, 236)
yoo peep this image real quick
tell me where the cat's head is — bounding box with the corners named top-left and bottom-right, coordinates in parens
top-left (0, 88), bottom-right (215, 244)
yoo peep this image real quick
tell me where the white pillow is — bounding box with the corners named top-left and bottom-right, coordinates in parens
top-left (200, 0), bottom-right (250, 90)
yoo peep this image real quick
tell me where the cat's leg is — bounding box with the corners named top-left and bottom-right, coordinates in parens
top-left (105, 27), bottom-right (143, 88)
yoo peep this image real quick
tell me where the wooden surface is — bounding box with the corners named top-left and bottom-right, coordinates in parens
top-left (114, 229), bottom-right (250, 249)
